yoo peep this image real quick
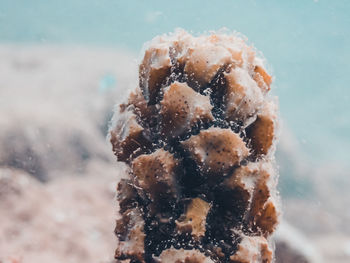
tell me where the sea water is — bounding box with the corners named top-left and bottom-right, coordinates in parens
top-left (1, 0), bottom-right (349, 164)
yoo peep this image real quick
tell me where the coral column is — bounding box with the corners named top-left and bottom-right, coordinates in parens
top-left (110, 30), bottom-right (280, 263)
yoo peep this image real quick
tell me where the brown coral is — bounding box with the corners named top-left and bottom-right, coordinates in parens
top-left (132, 149), bottom-right (180, 203)
top-left (110, 105), bottom-right (151, 162)
top-left (160, 81), bottom-right (213, 139)
top-left (139, 43), bottom-right (172, 104)
top-left (154, 248), bottom-right (215, 263)
top-left (247, 101), bottom-right (277, 156)
top-left (175, 197), bottom-right (211, 240)
top-left (114, 207), bottom-right (145, 262)
top-left (110, 30), bottom-right (279, 262)
top-left (182, 127), bottom-right (249, 176)
top-left (230, 235), bottom-right (273, 263)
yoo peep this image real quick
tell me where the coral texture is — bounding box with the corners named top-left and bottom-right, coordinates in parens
top-left (110, 30), bottom-right (280, 262)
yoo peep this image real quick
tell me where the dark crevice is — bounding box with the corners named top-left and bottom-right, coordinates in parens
top-left (204, 186), bottom-right (247, 262)
top-left (205, 69), bottom-right (227, 122)
top-left (143, 198), bottom-right (184, 261)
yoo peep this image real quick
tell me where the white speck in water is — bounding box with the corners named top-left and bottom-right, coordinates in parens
top-left (145, 11), bottom-right (163, 23)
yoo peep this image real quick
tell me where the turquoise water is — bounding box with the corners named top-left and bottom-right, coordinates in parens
top-left (1, 0), bottom-right (349, 163)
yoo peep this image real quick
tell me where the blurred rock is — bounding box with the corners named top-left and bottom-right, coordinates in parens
top-left (0, 45), bottom-right (136, 181)
top-left (275, 221), bottom-right (321, 263)
top-left (0, 166), bottom-right (118, 263)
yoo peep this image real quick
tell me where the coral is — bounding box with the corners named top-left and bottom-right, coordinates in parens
top-left (154, 248), bottom-right (214, 263)
top-left (175, 197), bottom-right (211, 240)
top-left (109, 30), bottom-right (280, 262)
top-left (114, 207), bottom-right (145, 262)
top-left (229, 235), bottom-right (272, 263)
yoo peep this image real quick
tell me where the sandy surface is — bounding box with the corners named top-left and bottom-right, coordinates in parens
top-left (0, 166), bottom-right (117, 263)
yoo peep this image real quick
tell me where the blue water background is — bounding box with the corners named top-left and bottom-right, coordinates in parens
top-left (1, 0), bottom-right (349, 164)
